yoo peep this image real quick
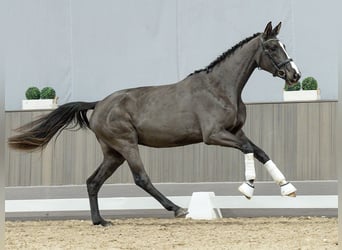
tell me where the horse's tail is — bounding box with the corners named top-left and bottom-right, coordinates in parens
top-left (8, 101), bottom-right (98, 151)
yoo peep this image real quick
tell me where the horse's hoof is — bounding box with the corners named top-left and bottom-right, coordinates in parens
top-left (238, 182), bottom-right (254, 199)
top-left (93, 220), bottom-right (113, 227)
top-left (175, 207), bottom-right (188, 218)
top-left (287, 192), bottom-right (296, 197)
top-left (280, 182), bottom-right (297, 197)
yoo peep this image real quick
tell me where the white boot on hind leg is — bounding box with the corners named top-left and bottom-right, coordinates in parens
top-left (264, 160), bottom-right (297, 197)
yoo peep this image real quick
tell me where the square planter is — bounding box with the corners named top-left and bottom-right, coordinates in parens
top-left (283, 89), bottom-right (321, 102)
top-left (22, 99), bottom-right (58, 110)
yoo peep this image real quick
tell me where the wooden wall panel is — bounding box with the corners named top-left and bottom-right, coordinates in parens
top-left (5, 102), bottom-right (337, 186)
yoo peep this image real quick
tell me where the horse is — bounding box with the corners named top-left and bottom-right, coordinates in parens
top-left (8, 22), bottom-right (301, 226)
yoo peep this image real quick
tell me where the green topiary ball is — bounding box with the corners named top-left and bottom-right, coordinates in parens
top-left (25, 87), bottom-right (40, 99)
top-left (301, 77), bottom-right (318, 90)
top-left (284, 81), bottom-right (301, 91)
top-left (40, 87), bottom-right (56, 99)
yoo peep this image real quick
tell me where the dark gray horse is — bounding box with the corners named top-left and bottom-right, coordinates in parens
top-left (8, 22), bottom-right (301, 226)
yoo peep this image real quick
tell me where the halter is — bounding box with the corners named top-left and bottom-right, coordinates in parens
top-left (260, 38), bottom-right (293, 78)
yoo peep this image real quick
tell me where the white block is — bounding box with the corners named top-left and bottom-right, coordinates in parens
top-left (283, 89), bottom-right (320, 102)
top-left (22, 99), bottom-right (58, 110)
top-left (186, 192), bottom-right (222, 220)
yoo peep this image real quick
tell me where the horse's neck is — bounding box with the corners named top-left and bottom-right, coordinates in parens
top-left (210, 37), bottom-right (259, 102)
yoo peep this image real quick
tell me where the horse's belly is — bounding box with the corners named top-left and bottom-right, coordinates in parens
top-left (137, 125), bottom-right (202, 148)
top-left (139, 136), bottom-right (203, 148)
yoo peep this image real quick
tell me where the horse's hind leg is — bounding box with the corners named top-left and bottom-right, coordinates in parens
top-left (86, 146), bottom-right (125, 226)
top-left (123, 146), bottom-right (187, 217)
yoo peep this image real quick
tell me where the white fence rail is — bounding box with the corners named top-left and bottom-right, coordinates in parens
top-left (6, 195), bottom-right (337, 213)
top-left (5, 182), bottom-right (337, 219)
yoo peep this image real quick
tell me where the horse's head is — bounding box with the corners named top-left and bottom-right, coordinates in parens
top-left (256, 22), bottom-right (301, 85)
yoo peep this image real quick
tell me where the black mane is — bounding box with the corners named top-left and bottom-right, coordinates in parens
top-left (189, 32), bottom-right (261, 76)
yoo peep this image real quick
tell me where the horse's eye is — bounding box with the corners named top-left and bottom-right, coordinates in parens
top-left (265, 44), bottom-right (277, 52)
top-left (270, 46), bottom-right (277, 52)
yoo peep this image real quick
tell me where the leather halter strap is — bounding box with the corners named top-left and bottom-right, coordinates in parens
top-left (260, 38), bottom-right (293, 77)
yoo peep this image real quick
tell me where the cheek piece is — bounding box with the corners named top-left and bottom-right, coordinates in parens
top-left (259, 38), bottom-right (293, 80)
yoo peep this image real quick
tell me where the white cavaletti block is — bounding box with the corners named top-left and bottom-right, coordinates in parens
top-left (186, 192), bottom-right (222, 220)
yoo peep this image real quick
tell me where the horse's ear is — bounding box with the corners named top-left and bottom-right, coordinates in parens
top-left (263, 21), bottom-right (273, 38)
top-left (272, 22), bottom-right (282, 36)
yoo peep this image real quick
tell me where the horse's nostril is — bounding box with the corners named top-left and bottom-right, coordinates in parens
top-left (294, 72), bottom-right (301, 81)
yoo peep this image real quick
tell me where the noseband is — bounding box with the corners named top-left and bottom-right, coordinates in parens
top-left (260, 38), bottom-right (293, 78)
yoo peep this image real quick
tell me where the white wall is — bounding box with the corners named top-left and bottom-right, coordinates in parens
top-left (3, 0), bottom-right (339, 110)
top-left (0, 6), bottom-right (5, 245)
top-left (4, 0), bottom-right (72, 109)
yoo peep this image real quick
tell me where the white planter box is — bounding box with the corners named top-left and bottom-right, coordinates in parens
top-left (283, 89), bottom-right (321, 102)
top-left (22, 99), bottom-right (58, 110)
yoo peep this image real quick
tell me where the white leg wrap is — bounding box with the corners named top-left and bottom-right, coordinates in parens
top-left (264, 160), bottom-right (286, 185)
top-left (264, 160), bottom-right (297, 196)
top-left (244, 153), bottom-right (255, 181)
top-left (238, 153), bottom-right (256, 199)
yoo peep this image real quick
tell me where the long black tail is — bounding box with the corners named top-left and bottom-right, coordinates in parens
top-left (8, 101), bottom-right (98, 151)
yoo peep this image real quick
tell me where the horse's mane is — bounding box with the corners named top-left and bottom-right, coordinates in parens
top-left (189, 32), bottom-right (261, 76)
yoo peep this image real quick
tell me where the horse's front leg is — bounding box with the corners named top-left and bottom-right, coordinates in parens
top-left (235, 130), bottom-right (297, 198)
top-left (237, 151), bottom-right (257, 199)
top-left (202, 129), bottom-right (256, 198)
top-left (203, 129), bottom-right (296, 198)
top-left (246, 139), bottom-right (297, 197)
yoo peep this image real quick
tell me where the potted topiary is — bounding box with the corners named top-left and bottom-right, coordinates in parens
top-left (284, 81), bottom-right (301, 91)
top-left (25, 87), bottom-right (41, 100)
top-left (283, 76), bottom-right (320, 101)
top-left (22, 86), bottom-right (58, 110)
top-left (302, 77), bottom-right (318, 90)
top-left (40, 87), bottom-right (56, 99)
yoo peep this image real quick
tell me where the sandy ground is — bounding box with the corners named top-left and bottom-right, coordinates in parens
top-left (5, 217), bottom-right (338, 250)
